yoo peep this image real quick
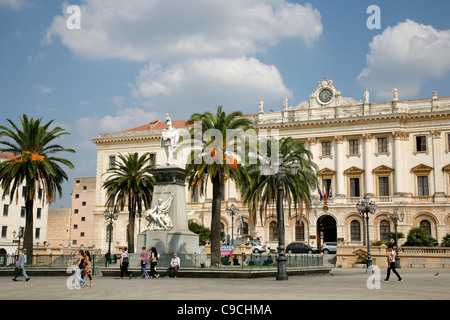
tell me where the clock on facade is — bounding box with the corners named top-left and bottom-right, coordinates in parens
top-left (318, 88), bottom-right (333, 104)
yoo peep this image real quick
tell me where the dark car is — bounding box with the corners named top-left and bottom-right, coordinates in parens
top-left (286, 242), bottom-right (319, 254)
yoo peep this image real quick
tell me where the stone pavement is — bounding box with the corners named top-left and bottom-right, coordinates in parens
top-left (1, 267), bottom-right (449, 301)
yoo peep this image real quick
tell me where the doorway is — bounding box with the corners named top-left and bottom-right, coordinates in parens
top-left (317, 215), bottom-right (337, 248)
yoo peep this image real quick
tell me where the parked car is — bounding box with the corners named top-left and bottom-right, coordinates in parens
top-left (321, 242), bottom-right (338, 254)
top-left (286, 242), bottom-right (319, 254)
top-left (251, 243), bottom-right (266, 253)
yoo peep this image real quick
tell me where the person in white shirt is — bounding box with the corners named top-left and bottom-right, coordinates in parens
top-left (383, 245), bottom-right (402, 282)
top-left (166, 253), bottom-right (180, 278)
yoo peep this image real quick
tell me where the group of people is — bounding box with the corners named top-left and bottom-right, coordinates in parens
top-left (73, 249), bottom-right (94, 289)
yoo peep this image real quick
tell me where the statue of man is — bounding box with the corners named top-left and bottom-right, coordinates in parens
top-left (161, 114), bottom-right (179, 165)
top-left (259, 99), bottom-right (264, 113)
top-left (364, 89), bottom-right (370, 104)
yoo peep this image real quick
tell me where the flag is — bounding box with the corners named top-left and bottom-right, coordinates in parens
top-left (318, 187), bottom-right (323, 201)
top-left (323, 187), bottom-right (327, 201)
top-left (329, 187), bottom-right (332, 198)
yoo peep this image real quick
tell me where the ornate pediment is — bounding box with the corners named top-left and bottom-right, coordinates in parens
top-left (344, 166), bottom-right (364, 176)
top-left (372, 165), bottom-right (393, 175)
top-left (317, 168), bottom-right (336, 177)
top-left (411, 164), bottom-right (433, 175)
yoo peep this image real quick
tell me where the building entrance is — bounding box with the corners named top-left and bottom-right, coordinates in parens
top-left (317, 215), bottom-right (337, 248)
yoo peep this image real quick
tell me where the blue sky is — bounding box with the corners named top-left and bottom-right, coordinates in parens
top-left (1, 0), bottom-right (450, 208)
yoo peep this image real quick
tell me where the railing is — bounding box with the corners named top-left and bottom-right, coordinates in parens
top-left (0, 252), bottom-right (323, 270)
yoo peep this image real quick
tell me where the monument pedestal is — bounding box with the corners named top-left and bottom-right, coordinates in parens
top-left (138, 166), bottom-right (199, 255)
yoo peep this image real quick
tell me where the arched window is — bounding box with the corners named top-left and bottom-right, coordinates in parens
top-left (242, 222), bottom-right (249, 236)
top-left (295, 221), bottom-right (305, 241)
top-left (269, 221), bottom-right (278, 242)
top-left (350, 220), bottom-right (361, 241)
top-left (420, 220), bottom-right (432, 236)
top-left (380, 220), bottom-right (390, 241)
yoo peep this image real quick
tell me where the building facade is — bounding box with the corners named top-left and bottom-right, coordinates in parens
top-left (92, 78), bottom-right (450, 253)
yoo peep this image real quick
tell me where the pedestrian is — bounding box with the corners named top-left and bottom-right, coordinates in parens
top-left (84, 250), bottom-right (93, 287)
top-left (383, 245), bottom-right (403, 282)
top-left (120, 247), bottom-right (132, 279)
top-left (149, 247), bottom-right (160, 278)
top-left (166, 253), bottom-right (180, 278)
top-left (139, 246), bottom-right (149, 279)
top-left (73, 249), bottom-right (86, 289)
top-left (12, 248), bottom-right (30, 282)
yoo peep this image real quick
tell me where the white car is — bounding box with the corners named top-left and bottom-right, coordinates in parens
top-left (251, 243), bottom-right (266, 253)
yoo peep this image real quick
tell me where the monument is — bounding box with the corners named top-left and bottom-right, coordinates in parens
top-left (137, 114), bottom-right (200, 256)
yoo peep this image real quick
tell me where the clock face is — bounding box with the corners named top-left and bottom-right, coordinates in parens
top-left (318, 88), bottom-right (333, 104)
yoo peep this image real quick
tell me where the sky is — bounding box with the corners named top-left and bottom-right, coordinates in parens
top-left (1, 0), bottom-right (450, 208)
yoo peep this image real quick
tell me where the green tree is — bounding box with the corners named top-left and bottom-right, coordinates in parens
top-left (102, 152), bottom-right (155, 253)
top-left (243, 137), bottom-right (318, 226)
top-left (0, 115), bottom-right (75, 258)
top-left (188, 220), bottom-right (211, 245)
top-left (183, 106), bottom-right (254, 265)
top-left (440, 233), bottom-right (450, 247)
top-left (404, 227), bottom-right (438, 247)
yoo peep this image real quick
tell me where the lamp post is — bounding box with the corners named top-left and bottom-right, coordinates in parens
top-left (356, 195), bottom-right (377, 273)
top-left (262, 152), bottom-right (299, 281)
top-left (387, 208), bottom-right (404, 268)
top-left (12, 227), bottom-right (23, 259)
top-left (104, 206), bottom-right (119, 256)
top-left (226, 203), bottom-right (239, 246)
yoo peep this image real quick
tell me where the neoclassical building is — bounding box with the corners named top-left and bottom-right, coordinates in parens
top-left (92, 78), bottom-right (450, 253)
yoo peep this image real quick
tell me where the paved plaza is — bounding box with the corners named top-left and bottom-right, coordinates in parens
top-left (1, 267), bottom-right (449, 300)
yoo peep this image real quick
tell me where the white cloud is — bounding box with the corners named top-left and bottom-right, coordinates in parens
top-left (358, 19), bottom-right (450, 99)
top-left (131, 57), bottom-right (292, 116)
top-left (37, 85), bottom-right (54, 95)
top-left (46, 1), bottom-right (322, 62)
top-left (0, 0), bottom-right (33, 10)
top-left (109, 96), bottom-right (126, 107)
top-left (27, 51), bottom-right (46, 64)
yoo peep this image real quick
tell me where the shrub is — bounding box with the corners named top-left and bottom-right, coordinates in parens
top-left (403, 227), bottom-right (438, 247)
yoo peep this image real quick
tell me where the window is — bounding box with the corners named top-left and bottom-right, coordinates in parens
top-left (74, 224), bottom-right (78, 230)
top-left (38, 188), bottom-right (43, 200)
top-left (82, 201), bottom-right (86, 206)
top-left (35, 228), bottom-right (40, 240)
top-left (322, 179), bottom-right (332, 197)
top-left (350, 220), bottom-right (361, 241)
top-left (269, 221), bottom-right (278, 242)
top-left (322, 141), bottom-right (331, 157)
top-left (295, 221), bottom-right (305, 241)
top-left (349, 139), bottom-right (359, 155)
top-left (380, 220), bottom-right (390, 241)
top-left (83, 186), bottom-right (87, 190)
top-left (350, 178), bottom-right (360, 197)
top-left (191, 185), bottom-right (199, 203)
top-left (80, 232), bottom-right (85, 237)
top-left (377, 137), bottom-right (388, 153)
top-left (149, 154), bottom-right (156, 166)
top-left (3, 204), bottom-right (8, 217)
top-left (415, 135), bottom-right (427, 152)
top-left (106, 225), bottom-right (113, 241)
top-left (1, 226), bottom-right (7, 238)
top-left (81, 217), bottom-right (86, 221)
top-left (420, 220), bottom-right (432, 236)
top-left (418, 176), bottom-right (429, 196)
top-left (74, 209), bottom-right (79, 214)
top-left (75, 194), bottom-right (79, 199)
top-left (109, 156), bottom-right (116, 169)
top-left (21, 206), bottom-right (26, 218)
top-left (36, 208), bottom-right (41, 219)
top-left (22, 186), bottom-right (26, 198)
top-left (379, 177), bottom-right (389, 196)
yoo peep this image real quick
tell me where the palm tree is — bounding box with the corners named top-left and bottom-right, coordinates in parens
top-left (102, 152), bottom-right (155, 253)
top-left (183, 106), bottom-right (254, 265)
top-left (243, 137), bottom-right (318, 229)
top-left (0, 115), bottom-right (75, 258)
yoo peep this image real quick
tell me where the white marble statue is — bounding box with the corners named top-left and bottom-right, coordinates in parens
top-left (364, 89), bottom-right (370, 104)
top-left (161, 114), bottom-right (179, 165)
top-left (145, 192), bottom-right (175, 230)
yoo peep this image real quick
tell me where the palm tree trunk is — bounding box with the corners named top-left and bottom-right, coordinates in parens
top-left (128, 192), bottom-right (136, 253)
top-left (211, 174), bottom-right (223, 266)
top-left (24, 198), bottom-right (34, 260)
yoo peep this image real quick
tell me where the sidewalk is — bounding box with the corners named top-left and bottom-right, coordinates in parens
top-left (1, 267), bottom-right (449, 300)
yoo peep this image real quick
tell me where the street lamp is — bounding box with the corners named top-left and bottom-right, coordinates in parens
top-left (262, 152), bottom-right (299, 281)
top-left (356, 195), bottom-right (377, 273)
top-left (226, 203), bottom-right (239, 246)
top-left (104, 206), bottom-right (119, 256)
top-left (12, 227), bottom-right (23, 258)
top-left (387, 208), bottom-right (404, 268)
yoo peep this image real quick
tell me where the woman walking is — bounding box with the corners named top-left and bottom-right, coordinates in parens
top-left (73, 249), bottom-right (86, 289)
top-left (139, 246), bottom-right (149, 279)
top-left (149, 247), bottom-right (159, 278)
top-left (120, 247), bottom-right (132, 279)
top-left (84, 250), bottom-right (93, 287)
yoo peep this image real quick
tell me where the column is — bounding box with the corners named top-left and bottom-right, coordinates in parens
top-left (362, 133), bottom-right (373, 196)
top-left (431, 130), bottom-right (445, 198)
top-left (335, 135), bottom-right (345, 197)
top-left (392, 131), bottom-right (404, 196)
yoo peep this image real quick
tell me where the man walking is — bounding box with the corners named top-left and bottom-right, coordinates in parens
top-left (12, 248), bottom-right (30, 282)
top-left (383, 245), bottom-right (402, 282)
